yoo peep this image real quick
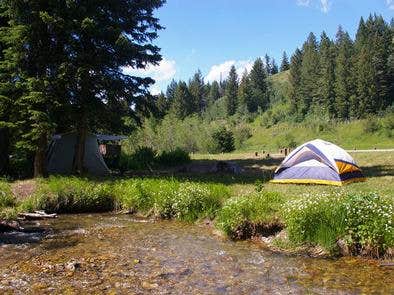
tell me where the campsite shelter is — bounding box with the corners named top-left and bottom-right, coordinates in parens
top-left (271, 139), bottom-right (365, 186)
top-left (46, 132), bottom-right (125, 176)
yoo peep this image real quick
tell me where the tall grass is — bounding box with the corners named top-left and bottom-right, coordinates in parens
top-left (283, 193), bottom-right (347, 251)
top-left (19, 177), bottom-right (114, 213)
top-left (113, 178), bottom-right (229, 221)
top-left (3, 177), bottom-right (230, 223)
top-left (283, 192), bottom-right (393, 257)
top-left (0, 180), bottom-right (14, 208)
top-left (216, 192), bottom-right (284, 239)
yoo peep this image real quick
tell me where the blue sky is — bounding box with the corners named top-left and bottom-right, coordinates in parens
top-left (125, 0), bottom-right (394, 94)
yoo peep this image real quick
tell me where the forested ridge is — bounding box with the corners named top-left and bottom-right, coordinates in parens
top-left (127, 14), bottom-right (393, 155)
top-left (154, 14), bottom-right (393, 121)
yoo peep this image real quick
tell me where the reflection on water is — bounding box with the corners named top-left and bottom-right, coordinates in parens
top-left (0, 214), bottom-right (392, 294)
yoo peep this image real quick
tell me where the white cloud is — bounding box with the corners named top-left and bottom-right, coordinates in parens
top-left (296, 0), bottom-right (331, 13)
top-left (387, 0), bottom-right (394, 10)
top-left (205, 60), bottom-right (253, 83)
top-left (320, 0), bottom-right (331, 13)
top-left (297, 0), bottom-right (311, 6)
top-left (123, 58), bottom-right (176, 82)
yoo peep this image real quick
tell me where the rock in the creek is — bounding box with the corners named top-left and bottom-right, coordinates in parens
top-left (337, 239), bottom-right (350, 256)
top-left (65, 260), bottom-right (81, 272)
top-left (142, 281), bottom-right (158, 290)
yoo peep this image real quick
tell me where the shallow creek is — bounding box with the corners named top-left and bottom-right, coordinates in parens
top-left (0, 214), bottom-right (392, 294)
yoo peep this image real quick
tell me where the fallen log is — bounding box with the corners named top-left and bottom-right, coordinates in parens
top-left (18, 211), bottom-right (57, 220)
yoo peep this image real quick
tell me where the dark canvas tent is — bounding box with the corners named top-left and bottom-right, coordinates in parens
top-left (46, 132), bottom-right (110, 176)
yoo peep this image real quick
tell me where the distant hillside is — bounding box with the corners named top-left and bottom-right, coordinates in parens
top-left (239, 115), bottom-right (394, 152)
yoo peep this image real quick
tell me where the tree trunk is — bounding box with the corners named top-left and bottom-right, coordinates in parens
top-left (33, 132), bottom-right (47, 178)
top-left (73, 115), bottom-right (87, 174)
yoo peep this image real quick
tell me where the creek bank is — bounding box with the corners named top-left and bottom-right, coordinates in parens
top-left (1, 177), bottom-right (393, 260)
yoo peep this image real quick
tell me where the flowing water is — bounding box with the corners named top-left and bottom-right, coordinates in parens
top-left (0, 214), bottom-right (392, 294)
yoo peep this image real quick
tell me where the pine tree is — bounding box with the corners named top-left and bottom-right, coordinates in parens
top-left (188, 70), bottom-right (205, 114)
top-left (388, 18), bottom-right (394, 103)
top-left (155, 92), bottom-right (169, 118)
top-left (299, 32), bottom-right (320, 116)
top-left (271, 58), bottom-right (279, 75)
top-left (249, 57), bottom-right (269, 112)
top-left (225, 65), bottom-right (238, 116)
top-left (333, 27), bottom-right (354, 119)
top-left (289, 48), bottom-right (303, 115)
top-left (237, 70), bottom-right (252, 115)
top-left (0, 0), bottom-right (67, 177)
top-left (353, 15), bottom-right (392, 117)
top-left (208, 80), bottom-right (220, 106)
top-left (0, 9), bottom-right (11, 175)
top-left (62, 0), bottom-right (164, 173)
top-left (316, 31), bottom-right (335, 117)
top-left (166, 79), bottom-right (178, 102)
top-left (265, 54), bottom-right (271, 75)
top-left (280, 51), bottom-right (290, 72)
top-left (171, 81), bottom-right (193, 119)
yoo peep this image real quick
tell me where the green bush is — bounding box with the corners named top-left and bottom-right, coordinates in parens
top-left (119, 146), bottom-right (156, 171)
top-left (216, 192), bottom-right (284, 239)
top-left (156, 148), bottom-right (191, 167)
top-left (233, 124), bottom-right (252, 149)
top-left (275, 133), bottom-right (297, 149)
top-left (381, 113), bottom-right (394, 138)
top-left (211, 126), bottom-right (235, 153)
top-left (342, 193), bottom-right (393, 255)
top-left (363, 117), bottom-right (381, 133)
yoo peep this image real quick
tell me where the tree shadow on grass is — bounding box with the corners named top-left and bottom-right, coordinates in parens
top-left (361, 165), bottom-right (394, 177)
top-left (120, 157), bottom-right (283, 185)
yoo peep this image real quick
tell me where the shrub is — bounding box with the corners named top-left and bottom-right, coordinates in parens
top-left (275, 133), bottom-right (297, 149)
top-left (211, 126), bottom-right (235, 153)
top-left (216, 192), bottom-right (284, 239)
top-left (156, 148), bottom-right (191, 167)
top-left (342, 193), bottom-right (393, 256)
top-left (119, 146), bottom-right (156, 171)
top-left (233, 124), bottom-right (252, 149)
top-left (363, 117), bottom-right (381, 133)
top-left (381, 113), bottom-right (394, 138)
